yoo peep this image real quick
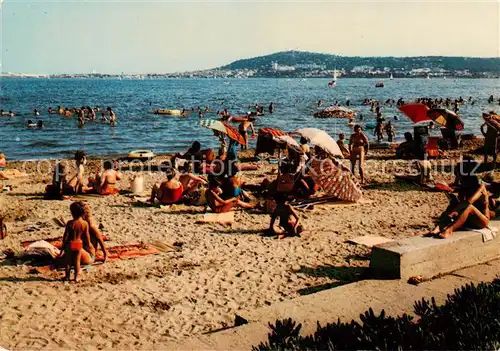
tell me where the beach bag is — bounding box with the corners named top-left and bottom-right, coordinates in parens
top-left (131, 175), bottom-right (144, 195)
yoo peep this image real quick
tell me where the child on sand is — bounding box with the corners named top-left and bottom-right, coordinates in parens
top-left (60, 202), bottom-right (91, 282)
top-left (266, 197), bottom-right (302, 239)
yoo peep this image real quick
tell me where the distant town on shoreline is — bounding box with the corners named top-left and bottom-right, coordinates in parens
top-left (2, 50), bottom-right (499, 79)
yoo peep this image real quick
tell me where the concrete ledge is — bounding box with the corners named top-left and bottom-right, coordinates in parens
top-left (370, 221), bottom-right (500, 279)
top-left (166, 260), bottom-right (498, 350)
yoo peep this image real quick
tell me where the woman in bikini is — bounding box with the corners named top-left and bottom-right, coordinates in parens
top-left (349, 125), bottom-right (370, 184)
top-left (93, 160), bottom-right (121, 195)
top-left (430, 159), bottom-right (491, 239)
top-left (149, 168), bottom-right (184, 205)
top-left (205, 175), bottom-right (254, 213)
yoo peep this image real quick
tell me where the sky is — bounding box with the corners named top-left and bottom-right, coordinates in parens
top-left (1, 0), bottom-right (499, 74)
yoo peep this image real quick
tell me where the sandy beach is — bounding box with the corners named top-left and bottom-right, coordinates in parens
top-left (0, 140), bottom-right (486, 349)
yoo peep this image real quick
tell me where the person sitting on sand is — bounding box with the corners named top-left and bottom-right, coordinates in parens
top-left (149, 167), bottom-right (184, 205)
top-left (60, 202), bottom-right (92, 282)
top-left (220, 171), bottom-right (253, 203)
top-left (205, 175), bottom-right (254, 213)
top-left (67, 151), bottom-right (91, 194)
top-left (337, 134), bottom-right (350, 158)
top-left (429, 159), bottom-right (490, 239)
top-left (172, 141), bottom-right (203, 172)
top-left (265, 197), bottom-right (302, 239)
top-left (82, 203), bottom-right (107, 263)
top-left (92, 160), bottom-right (121, 195)
top-left (178, 163), bottom-right (207, 205)
top-left (396, 132), bottom-right (415, 159)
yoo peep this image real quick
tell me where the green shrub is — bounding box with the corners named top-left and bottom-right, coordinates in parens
top-left (253, 279), bottom-right (500, 350)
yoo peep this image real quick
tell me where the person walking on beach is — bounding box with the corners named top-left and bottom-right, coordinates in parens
top-left (385, 121), bottom-right (395, 142)
top-left (374, 121), bottom-right (384, 142)
top-left (349, 125), bottom-right (369, 184)
top-left (481, 118), bottom-right (499, 165)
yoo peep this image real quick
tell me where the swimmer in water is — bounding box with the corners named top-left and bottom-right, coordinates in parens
top-left (34, 109), bottom-right (40, 116)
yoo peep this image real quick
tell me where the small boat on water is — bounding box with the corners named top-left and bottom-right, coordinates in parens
top-left (427, 74), bottom-right (431, 80)
top-left (390, 73), bottom-right (394, 80)
top-left (375, 82), bottom-right (384, 88)
top-left (153, 109), bottom-right (182, 116)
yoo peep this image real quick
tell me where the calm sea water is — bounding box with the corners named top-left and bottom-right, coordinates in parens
top-left (0, 78), bottom-right (498, 160)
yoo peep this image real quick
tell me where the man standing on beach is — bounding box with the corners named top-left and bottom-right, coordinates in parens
top-left (238, 118), bottom-right (256, 151)
top-left (349, 125), bottom-right (369, 184)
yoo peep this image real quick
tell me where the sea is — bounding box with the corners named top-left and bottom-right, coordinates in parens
top-left (0, 77), bottom-right (499, 160)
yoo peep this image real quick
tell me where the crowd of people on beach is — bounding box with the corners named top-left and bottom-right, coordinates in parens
top-left (2, 94), bottom-right (500, 282)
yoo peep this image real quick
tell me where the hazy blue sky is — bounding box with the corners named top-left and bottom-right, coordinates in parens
top-left (1, 0), bottom-right (499, 74)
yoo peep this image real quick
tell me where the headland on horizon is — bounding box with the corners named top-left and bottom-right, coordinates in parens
top-left (2, 50), bottom-right (499, 79)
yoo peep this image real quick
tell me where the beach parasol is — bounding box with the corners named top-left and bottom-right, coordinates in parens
top-left (427, 109), bottom-right (464, 130)
top-left (313, 106), bottom-right (356, 118)
top-left (308, 157), bottom-right (362, 202)
top-left (482, 112), bottom-right (500, 133)
top-left (293, 128), bottom-right (343, 157)
top-left (200, 119), bottom-right (246, 145)
top-left (397, 103), bottom-right (431, 123)
top-left (255, 128), bottom-right (288, 156)
top-left (273, 135), bottom-right (303, 154)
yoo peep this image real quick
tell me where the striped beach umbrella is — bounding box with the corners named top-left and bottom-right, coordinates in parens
top-left (200, 119), bottom-right (246, 145)
top-left (308, 157), bottom-right (362, 202)
top-left (427, 109), bottom-right (464, 131)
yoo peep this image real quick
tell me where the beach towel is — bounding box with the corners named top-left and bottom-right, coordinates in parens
top-left (22, 235), bottom-right (109, 249)
top-left (95, 243), bottom-right (159, 261)
top-left (197, 212), bottom-right (235, 224)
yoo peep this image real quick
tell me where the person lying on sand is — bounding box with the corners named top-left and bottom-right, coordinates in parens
top-left (429, 160), bottom-right (491, 239)
top-left (0, 152), bottom-right (27, 180)
top-left (60, 202), bottom-right (92, 282)
top-left (149, 167), bottom-right (184, 205)
top-left (265, 197), bottom-right (303, 239)
top-left (206, 175), bottom-right (254, 213)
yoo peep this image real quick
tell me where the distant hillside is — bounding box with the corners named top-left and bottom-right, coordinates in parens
top-left (220, 51), bottom-right (500, 74)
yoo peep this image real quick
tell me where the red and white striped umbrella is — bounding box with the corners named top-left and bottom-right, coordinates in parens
top-left (308, 157), bottom-right (362, 202)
